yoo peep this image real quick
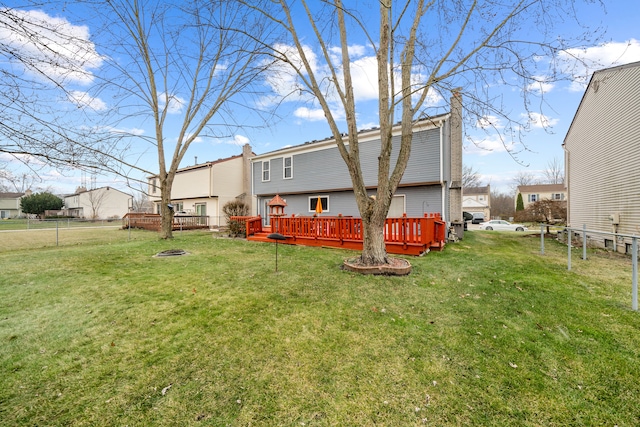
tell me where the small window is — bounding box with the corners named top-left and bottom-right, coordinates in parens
top-left (150, 178), bottom-right (157, 194)
top-left (604, 239), bottom-right (614, 249)
top-left (552, 193), bottom-right (564, 200)
top-left (262, 161), bottom-right (270, 182)
top-left (283, 156), bottom-right (293, 179)
top-left (309, 196), bottom-right (329, 213)
top-left (528, 194), bottom-right (539, 203)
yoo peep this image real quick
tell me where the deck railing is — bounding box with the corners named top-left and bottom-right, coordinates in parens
top-left (233, 213), bottom-right (446, 256)
top-left (123, 213), bottom-right (209, 231)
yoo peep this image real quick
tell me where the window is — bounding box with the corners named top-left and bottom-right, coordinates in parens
top-left (552, 193), bottom-right (564, 200)
top-left (150, 178), bottom-right (157, 194)
top-left (262, 161), bottom-right (270, 182)
top-left (195, 203), bottom-right (207, 216)
top-left (528, 194), bottom-right (539, 203)
top-left (283, 156), bottom-right (293, 179)
top-left (309, 196), bottom-right (329, 213)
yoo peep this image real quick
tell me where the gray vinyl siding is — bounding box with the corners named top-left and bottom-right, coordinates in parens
top-left (256, 186), bottom-right (443, 220)
top-left (565, 62), bottom-right (640, 239)
top-left (252, 127), bottom-right (442, 196)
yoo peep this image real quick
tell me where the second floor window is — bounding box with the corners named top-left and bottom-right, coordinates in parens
top-left (262, 161), bottom-right (270, 181)
top-left (528, 194), bottom-right (539, 202)
top-left (283, 156), bottom-right (293, 179)
top-left (552, 193), bottom-right (564, 200)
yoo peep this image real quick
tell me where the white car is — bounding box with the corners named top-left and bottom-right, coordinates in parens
top-left (478, 220), bottom-right (528, 231)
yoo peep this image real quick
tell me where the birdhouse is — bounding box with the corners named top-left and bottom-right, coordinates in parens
top-left (268, 194), bottom-right (287, 218)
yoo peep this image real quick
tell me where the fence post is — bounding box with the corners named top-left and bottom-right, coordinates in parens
top-left (540, 224), bottom-right (545, 255)
top-left (583, 224), bottom-right (587, 260)
top-left (567, 227), bottom-right (571, 271)
top-left (633, 236), bottom-right (638, 311)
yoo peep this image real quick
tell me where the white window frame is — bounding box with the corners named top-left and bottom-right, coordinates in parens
top-left (283, 156), bottom-right (293, 179)
top-left (528, 194), bottom-right (539, 203)
top-left (262, 161), bottom-right (270, 182)
top-left (309, 196), bottom-right (329, 213)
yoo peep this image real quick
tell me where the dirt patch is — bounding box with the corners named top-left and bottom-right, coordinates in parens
top-left (342, 257), bottom-right (412, 276)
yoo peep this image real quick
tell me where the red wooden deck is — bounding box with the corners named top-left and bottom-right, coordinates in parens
top-left (232, 213), bottom-right (446, 256)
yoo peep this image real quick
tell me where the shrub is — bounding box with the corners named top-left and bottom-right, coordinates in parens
top-left (222, 200), bottom-right (249, 236)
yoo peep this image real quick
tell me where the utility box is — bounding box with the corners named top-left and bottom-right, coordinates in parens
top-left (609, 213), bottom-right (620, 225)
top-left (451, 221), bottom-right (464, 240)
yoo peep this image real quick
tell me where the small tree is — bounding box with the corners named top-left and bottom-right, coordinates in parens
top-left (516, 193), bottom-right (525, 212)
top-left (20, 192), bottom-right (64, 217)
top-left (222, 200), bottom-right (249, 237)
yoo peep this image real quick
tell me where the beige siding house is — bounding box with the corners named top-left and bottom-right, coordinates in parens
top-left (0, 192), bottom-right (25, 218)
top-left (462, 185), bottom-right (491, 219)
top-left (148, 144), bottom-right (253, 227)
top-left (64, 187), bottom-right (132, 219)
top-left (563, 61), bottom-right (640, 252)
top-left (517, 184), bottom-right (566, 209)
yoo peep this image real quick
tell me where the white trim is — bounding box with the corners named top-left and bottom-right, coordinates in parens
top-left (283, 156), bottom-right (293, 179)
top-left (261, 160), bottom-right (270, 182)
top-left (308, 195), bottom-right (329, 213)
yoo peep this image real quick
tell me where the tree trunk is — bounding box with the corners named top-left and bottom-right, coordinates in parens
top-left (359, 205), bottom-right (389, 265)
top-left (159, 181), bottom-right (173, 239)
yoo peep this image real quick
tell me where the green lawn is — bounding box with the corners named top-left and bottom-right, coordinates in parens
top-left (1, 229), bottom-right (639, 426)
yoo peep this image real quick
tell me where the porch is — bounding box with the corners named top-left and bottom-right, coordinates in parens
top-left (233, 213), bottom-right (447, 256)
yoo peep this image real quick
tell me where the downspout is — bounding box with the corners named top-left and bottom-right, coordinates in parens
top-left (440, 120), bottom-right (446, 222)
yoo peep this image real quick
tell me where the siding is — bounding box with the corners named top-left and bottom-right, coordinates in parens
top-left (253, 126), bottom-right (442, 196)
top-left (565, 63), bottom-right (640, 236)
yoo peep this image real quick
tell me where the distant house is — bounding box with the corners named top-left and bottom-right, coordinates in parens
top-left (148, 144), bottom-right (253, 227)
top-left (517, 184), bottom-right (566, 209)
top-left (563, 61), bottom-right (640, 253)
top-left (250, 92), bottom-right (463, 233)
top-left (63, 187), bottom-right (132, 219)
top-left (463, 185), bottom-right (491, 220)
top-left (0, 192), bottom-right (26, 218)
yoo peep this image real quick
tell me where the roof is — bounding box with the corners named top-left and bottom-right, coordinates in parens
top-left (518, 183), bottom-right (565, 193)
top-left (564, 61), bottom-right (640, 144)
top-left (252, 113), bottom-right (450, 160)
top-left (463, 186), bottom-right (490, 195)
top-left (147, 151), bottom-right (255, 179)
top-left (65, 186), bottom-right (132, 198)
top-left (0, 192), bottom-right (24, 199)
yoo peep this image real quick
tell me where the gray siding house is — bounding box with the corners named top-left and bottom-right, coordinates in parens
top-left (564, 61), bottom-right (640, 252)
top-left (251, 94), bottom-right (463, 230)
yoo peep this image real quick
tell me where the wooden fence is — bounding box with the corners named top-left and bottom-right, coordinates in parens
top-left (122, 213), bottom-right (209, 231)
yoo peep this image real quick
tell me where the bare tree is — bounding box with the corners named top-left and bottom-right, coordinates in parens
top-left (463, 164), bottom-right (483, 189)
top-left (543, 157), bottom-right (564, 184)
top-left (248, 0), bottom-right (598, 266)
top-left (511, 170), bottom-right (539, 194)
top-left (490, 191), bottom-right (515, 220)
top-left (85, 188), bottom-right (107, 220)
top-left (79, 0), bottom-right (269, 238)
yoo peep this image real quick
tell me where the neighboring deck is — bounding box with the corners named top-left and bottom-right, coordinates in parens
top-left (123, 213), bottom-right (209, 231)
top-left (233, 213), bottom-right (447, 256)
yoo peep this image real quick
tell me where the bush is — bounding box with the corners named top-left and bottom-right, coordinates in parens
top-left (514, 199), bottom-right (567, 224)
top-left (222, 200), bottom-right (249, 236)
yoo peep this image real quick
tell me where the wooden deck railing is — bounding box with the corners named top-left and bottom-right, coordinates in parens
top-left (123, 213), bottom-right (209, 231)
top-left (233, 213), bottom-right (446, 256)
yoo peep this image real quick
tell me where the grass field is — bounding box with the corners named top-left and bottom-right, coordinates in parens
top-left (1, 229), bottom-right (639, 426)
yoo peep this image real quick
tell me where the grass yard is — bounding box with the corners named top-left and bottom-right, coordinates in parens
top-left (1, 229), bottom-right (639, 426)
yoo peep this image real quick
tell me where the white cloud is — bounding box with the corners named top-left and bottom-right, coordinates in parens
top-left (527, 75), bottom-right (555, 94)
top-left (67, 90), bottom-right (107, 111)
top-left (293, 107), bottom-right (327, 121)
top-left (213, 134), bottom-right (251, 146)
top-left (523, 112), bottom-right (558, 129)
top-left (158, 92), bottom-right (185, 115)
top-left (476, 115), bottom-right (504, 130)
top-left (0, 9), bottom-right (103, 85)
top-left (559, 39), bottom-right (640, 91)
top-left (464, 134), bottom-right (516, 156)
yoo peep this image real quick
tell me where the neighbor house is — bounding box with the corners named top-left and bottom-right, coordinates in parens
top-left (250, 92), bottom-right (463, 233)
top-left (516, 184), bottom-right (566, 209)
top-left (63, 186), bottom-right (132, 219)
top-left (148, 144), bottom-right (253, 227)
top-left (463, 185), bottom-right (491, 220)
top-left (563, 61), bottom-right (640, 253)
top-left (0, 191), bottom-right (26, 218)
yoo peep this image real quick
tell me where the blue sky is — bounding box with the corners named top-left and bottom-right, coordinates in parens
top-left (1, 1), bottom-right (640, 195)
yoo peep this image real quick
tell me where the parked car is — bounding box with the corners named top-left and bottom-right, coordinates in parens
top-left (478, 220), bottom-right (528, 231)
top-left (471, 213), bottom-right (485, 224)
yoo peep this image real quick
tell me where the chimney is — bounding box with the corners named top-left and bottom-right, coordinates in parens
top-left (449, 89), bottom-right (464, 233)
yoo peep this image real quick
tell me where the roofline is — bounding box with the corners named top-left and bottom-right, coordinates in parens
top-left (564, 61), bottom-right (640, 145)
top-left (252, 113), bottom-right (450, 160)
top-left (147, 152), bottom-right (253, 179)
